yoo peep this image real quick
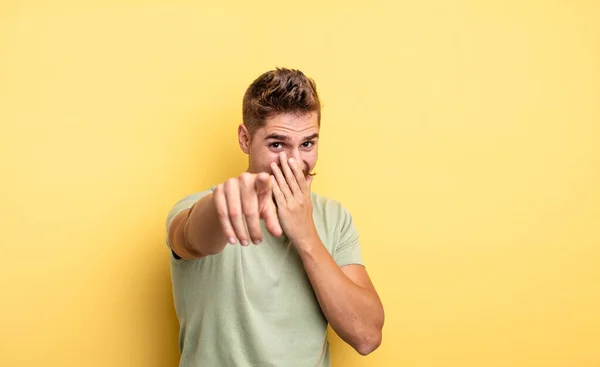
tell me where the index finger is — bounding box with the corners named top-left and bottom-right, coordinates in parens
top-left (288, 157), bottom-right (308, 194)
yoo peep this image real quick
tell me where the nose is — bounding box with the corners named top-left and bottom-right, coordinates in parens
top-left (280, 149), bottom-right (305, 174)
top-left (288, 148), bottom-right (302, 163)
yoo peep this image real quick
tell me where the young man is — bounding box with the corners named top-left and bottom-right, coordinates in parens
top-left (166, 68), bottom-right (384, 366)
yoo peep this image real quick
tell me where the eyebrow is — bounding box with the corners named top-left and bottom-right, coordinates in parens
top-left (265, 133), bottom-right (319, 141)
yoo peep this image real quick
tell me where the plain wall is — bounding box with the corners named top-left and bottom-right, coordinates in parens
top-left (1, 1), bottom-right (599, 366)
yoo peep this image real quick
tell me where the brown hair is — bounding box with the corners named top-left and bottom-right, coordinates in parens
top-left (242, 67), bottom-right (321, 137)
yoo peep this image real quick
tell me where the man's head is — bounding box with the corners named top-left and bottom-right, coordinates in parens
top-left (239, 68), bottom-right (321, 178)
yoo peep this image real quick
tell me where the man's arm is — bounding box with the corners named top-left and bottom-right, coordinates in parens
top-left (168, 172), bottom-right (282, 260)
top-left (297, 237), bottom-right (384, 355)
top-left (269, 153), bottom-right (384, 355)
top-left (168, 192), bottom-right (228, 260)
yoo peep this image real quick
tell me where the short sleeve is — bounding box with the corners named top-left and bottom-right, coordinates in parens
top-left (165, 189), bottom-right (213, 262)
top-left (333, 206), bottom-right (365, 267)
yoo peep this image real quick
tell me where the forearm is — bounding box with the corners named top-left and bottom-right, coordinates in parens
top-left (297, 236), bottom-right (384, 355)
top-left (185, 193), bottom-right (230, 254)
top-left (169, 194), bottom-right (228, 259)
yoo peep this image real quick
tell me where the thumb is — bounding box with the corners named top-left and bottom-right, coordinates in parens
top-left (263, 200), bottom-right (283, 237)
top-left (254, 172), bottom-right (272, 194)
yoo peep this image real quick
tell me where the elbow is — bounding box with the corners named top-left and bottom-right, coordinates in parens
top-left (355, 329), bottom-right (382, 356)
top-left (356, 306), bottom-right (384, 356)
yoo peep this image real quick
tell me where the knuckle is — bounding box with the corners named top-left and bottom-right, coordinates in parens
top-left (239, 173), bottom-right (254, 187)
top-left (225, 178), bottom-right (237, 188)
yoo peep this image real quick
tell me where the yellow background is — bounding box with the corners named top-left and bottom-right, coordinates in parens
top-left (1, 1), bottom-right (599, 366)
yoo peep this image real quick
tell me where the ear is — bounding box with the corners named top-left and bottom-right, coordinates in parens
top-left (238, 124), bottom-right (250, 154)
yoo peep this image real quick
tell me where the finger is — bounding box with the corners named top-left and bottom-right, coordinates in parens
top-left (279, 152), bottom-right (301, 196)
top-left (271, 175), bottom-right (286, 206)
top-left (306, 175), bottom-right (314, 191)
top-left (224, 178), bottom-right (250, 246)
top-left (256, 172), bottom-right (283, 237)
top-left (271, 161), bottom-right (292, 199)
top-left (213, 184), bottom-right (237, 244)
top-left (262, 194), bottom-right (283, 237)
top-left (239, 173), bottom-right (262, 245)
top-left (288, 156), bottom-right (308, 194)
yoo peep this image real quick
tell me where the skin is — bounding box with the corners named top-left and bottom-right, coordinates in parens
top-left (168, 112), bottom-right (384, 355)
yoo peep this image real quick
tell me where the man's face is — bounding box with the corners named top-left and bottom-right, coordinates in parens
top-left (240, 112), bottom-right (319, 177)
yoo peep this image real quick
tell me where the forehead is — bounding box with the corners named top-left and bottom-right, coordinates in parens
top-left (258, 112), bottom-right (319, 138)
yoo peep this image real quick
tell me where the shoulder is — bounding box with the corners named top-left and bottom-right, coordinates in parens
top-left (172, 187), bottom-right (215, 206)
top-left (311, 191), bottom-right (363, 265)
top-left (311, 191), bottom-right (354, 223)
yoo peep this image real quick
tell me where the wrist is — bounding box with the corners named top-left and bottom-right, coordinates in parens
top-left (293, 228), bottom-right (321, 253)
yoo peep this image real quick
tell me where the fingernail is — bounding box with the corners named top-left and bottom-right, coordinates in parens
top-left (289, 158), bottom-right (295, 164)
top-left (253, 239), bottom-right (262, 245)
top-left (228, 237), bottom-right (236, 244)
top-left (241, 240), bottom-right (249, 246)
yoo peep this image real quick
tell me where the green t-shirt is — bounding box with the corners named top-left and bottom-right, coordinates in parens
top-left (165, 187), bottom-right (364, 367)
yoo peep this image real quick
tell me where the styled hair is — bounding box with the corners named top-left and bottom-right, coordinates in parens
top-left (242, 67), bottom-right (321, 137)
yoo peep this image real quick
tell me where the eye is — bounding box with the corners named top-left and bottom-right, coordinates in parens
top-left (302, 141), bottom-right (314, 148)
top-left (269, 142), bottom-right (284, 150)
